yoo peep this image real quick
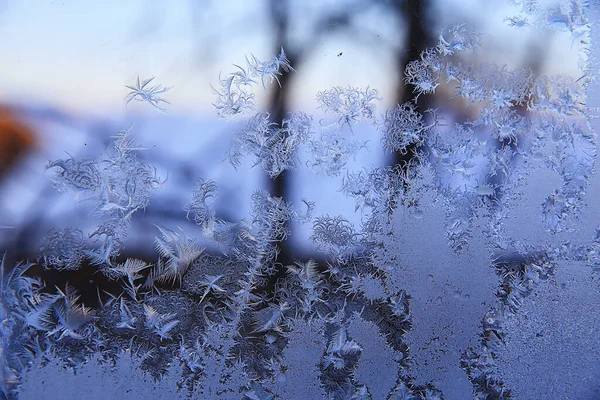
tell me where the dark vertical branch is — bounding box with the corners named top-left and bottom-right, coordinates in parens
top-left (398, 0), bottom-right (431, 104)
top-left (394, 0), bottom-right (433, 168)
top-left (268, 0), bottom-right (297, 198)
top-left (268, 0), bottom-right (297, 267)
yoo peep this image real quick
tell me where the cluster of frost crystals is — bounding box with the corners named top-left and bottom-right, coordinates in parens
top-left (428, 124), bottom-right (482, 181)
top-left (248, 48), bottom-right (295, 89)
top-left (523, 73), bottom-right (595, 233)
top-left (399, 16), bottom-right (596, 241)
top-left (489, 109), bottom-right (530, 143)
top-left (307, 86), bottom-right (379, 176)
top-left (45, 157), bottom-right (102, 194)
top-left (340, 166), bottom-right (405, 218)
top-left (537, 116), bottom-right (595, 232)
top-left (529, 74), bottom-right (586, 116)
top-left (44, 127), bottom-right (164, 268)
top-left (311, 215), bottom-right (362, 263)
top-left (212, 48), bottom-right (294, 118)
top-left (404, 49), bottom-right (441, 99)
top-left (250, 190), bottom-right (295, 242)
top-left (185, 178), bottom-right (219, 235)
top-left (146, 226), bottom-right (204, 287)
top-left (214, 48), bottom-right (315, 180)
top-left (229, 111), bottom-right (312, 178)
top-left (482, 65), bottom-right (533, 111)
top-left (102, 129), bottom-right (164, 218)
top-left (505, 0), bottom-right (588, 38)
top-left (340, 170), bottom-right (380, 213)
top-left (316, 86), bottom-right (380, 129)
top-left (437, 23), bottom-right (481, 56)
top-left (1, 262), bottom-right (95, 396)
top-left (212, 70), bottom-right (256, 118)
top-left (142, 304), bottom-right (180, 341)
top-left (545, 0), bottom-right (588, 36)
top-left (444, 63), bottom-right (533, 117)
top-left (39, 228), bottom-right (85, 271)
top-left (307, 131), bottom-right (368, 176)
top-left (382, 102), bottom-right (435, 153)
top-left (174, 188), bottom-right (325, 397)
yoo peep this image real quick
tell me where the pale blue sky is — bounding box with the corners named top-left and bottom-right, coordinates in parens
top-left (0, 0), bottom-right (582, 115)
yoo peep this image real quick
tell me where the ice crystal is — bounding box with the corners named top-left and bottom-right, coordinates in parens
top-left (45, 157), bottom-right (102, 194)
top-left (316, 86), bottom-right (380, 129)
top-left (39, 228), bottom-right (85, 271)
top-left (186, 178), bottom-right (219, 235)
top-left (382, 102), bottom-right (435, 153)
top-left (213, 48), bottom-right (295, 118)
top-left (148, 226), bottom-right (204, 287)
top-left (229, 112), bottom-right (312, 178)
top-left (125, 76), bottom-right (171, 112)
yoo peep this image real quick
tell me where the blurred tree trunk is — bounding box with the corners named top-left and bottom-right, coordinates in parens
top-left (264, 0), bottom-right (435, 265)
top-left (268, 0), bottom-right (296, 267)
top-left (394, 0), bottom-right (433, 168)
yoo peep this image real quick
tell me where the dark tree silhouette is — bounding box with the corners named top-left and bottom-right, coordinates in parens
top-left (394, 0), bottom-right (434, 169)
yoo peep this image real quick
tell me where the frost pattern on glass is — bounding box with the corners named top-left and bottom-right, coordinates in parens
top-left (212, 48), bottom-right (295, 118)
top-left (5, 3), bottom-right (600, 399)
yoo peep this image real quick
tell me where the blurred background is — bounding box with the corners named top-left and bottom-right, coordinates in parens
top-left (0, 0), bottom-right (582, 275)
